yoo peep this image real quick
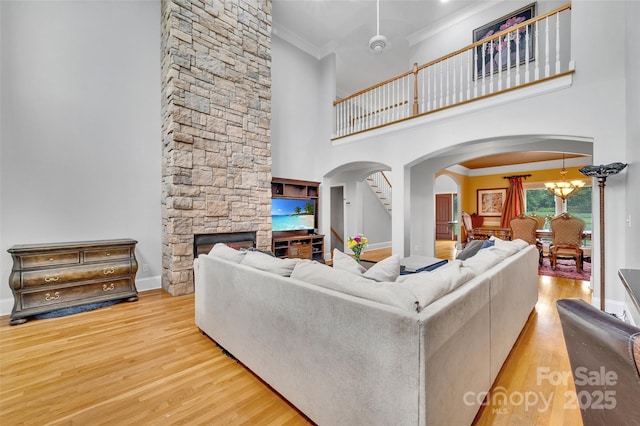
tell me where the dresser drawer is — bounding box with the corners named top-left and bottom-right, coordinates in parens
top-left (21, 261), bottom-right (132, 288)
top-left (21, 279), bottom-right (133, 309)
top-left (84, 247), bottom-right (132, 262)
top-left (20, 251), bottom-right (80, 269)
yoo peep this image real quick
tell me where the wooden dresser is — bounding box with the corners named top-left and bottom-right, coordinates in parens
top-left (7, 239), bottom-right (139, 325)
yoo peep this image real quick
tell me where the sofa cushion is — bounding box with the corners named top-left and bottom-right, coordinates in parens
top-left (240, 251), bottom-right (299, 277)
top-left (462, 249), bottom-right (502, 275)
top-left (291, 260), bottom-right (419, 312)
top-left (396, 260), bottom-right (475, 310)
top-left (490, 236), bottom-right (528, 251)
top-left (332, 249), bottom-right (400, 282)
top-left (208, 243), bottom-right (246, 263)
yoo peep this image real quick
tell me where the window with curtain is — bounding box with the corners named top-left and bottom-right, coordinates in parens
top-left (524, 186), bottom-right (592, 230)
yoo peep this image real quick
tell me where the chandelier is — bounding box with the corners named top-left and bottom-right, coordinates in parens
top-left (544, 153), bottom-right (585, 201)
top-left (368, 0), bottom-right (388, 54)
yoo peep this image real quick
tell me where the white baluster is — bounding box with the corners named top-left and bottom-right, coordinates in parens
top-left (433, 64), bottom-right (437, 109)
top-left (467, 49), bottom-right (472, 101)
top-left (506, 32), bottom-right (511, 89)
top-left (402, 76), bottom-right (406, 118)
top-left (490, 39), bottom-right (495, 94)
top-left (439, 62), bottom-right (443, 108)
top-left (459, 53), bottom-right (463, 102)
top-left (516, 27), bottom-right (521, 86)
top-left (420, 68), bottom-right (425, 113)
top-left (535, 21), bottom-right (540, 80)
top-left (496, 37), bottom-right (503, 93)
top-left (545, 18), bottom-right (550, 78)
top-left (474, 48), bottom-right (478, 98)
top-left (481, 43), bottom-right (486, 96)
top-left (525, 25), bottom-right (530, 83)
top-left (447, 59), bottom-right (456, 105)
top-left (555, 12), bottom-right (561, 74)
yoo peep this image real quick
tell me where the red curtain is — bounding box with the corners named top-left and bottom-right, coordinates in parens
top-left (501, 177), bottom-right (525, 228)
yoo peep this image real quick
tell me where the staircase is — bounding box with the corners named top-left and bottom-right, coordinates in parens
top-left (366, 171), bottom-right (392, 214)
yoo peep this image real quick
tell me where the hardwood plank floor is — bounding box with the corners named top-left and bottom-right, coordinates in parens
top-left (1, 242), bottom-right (590, 425)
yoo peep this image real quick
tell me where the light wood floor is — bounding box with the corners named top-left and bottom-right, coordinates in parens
top-left (1, 241), bottom-right (590, 425)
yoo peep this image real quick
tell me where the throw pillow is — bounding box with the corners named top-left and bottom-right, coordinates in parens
top-left (364, 255), bottom-right (401, 282)
top-left (291, 260), bottom-right (419, 312)
top-left (455, 239), bottom-right (484, 260)
top-left (332, 248), bottom-right (366, 275)
top-left (397, 260), bottom-right (475, 310)
top-left (240, 251), bottom-right (299, 277)
top-left (208, 243), bottom-right (246, 263)
top-left (332, 249), bottom-right (400, 282)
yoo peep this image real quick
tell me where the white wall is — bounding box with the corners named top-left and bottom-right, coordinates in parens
top-left (625, 0), bottom-right (640, 270)
top-left (362, 185), bottom-right (391, 248)
top-left (271, 34), bottom-right (334, 181)
top-left (0, 1), bottom-right (162, 314)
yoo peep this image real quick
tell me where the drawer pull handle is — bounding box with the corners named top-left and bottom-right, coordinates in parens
top-left (103, 267), bottom-right (115, 275)
top-left (103, 283), bottom-right (115, 291)
top-left (49, 257), bottom-right (54, 261)
top-left (106, 252), bottom-right (111, 256)
top-left (45, 291), bottom-right (60, 301)
top-left (44, 275), bottom-right (59, 282)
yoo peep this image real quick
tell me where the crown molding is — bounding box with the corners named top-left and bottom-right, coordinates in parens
top-left (272, 24), bottom-right (335, 60)
top-left (407, 0), bottom-right (504, 47)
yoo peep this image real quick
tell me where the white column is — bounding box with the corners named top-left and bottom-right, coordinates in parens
top-left (391, 165), bottom-right (409, 258)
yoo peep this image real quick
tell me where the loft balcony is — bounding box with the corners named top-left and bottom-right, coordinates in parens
top-left (332, 3), bottom-right (573, 141)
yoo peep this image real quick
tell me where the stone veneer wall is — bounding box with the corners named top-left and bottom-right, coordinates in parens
top-left (160, 0), bottom-right (272, 295)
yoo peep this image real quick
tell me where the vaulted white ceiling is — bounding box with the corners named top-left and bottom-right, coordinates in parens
top-left (272, 0), bottom-right (481, 96)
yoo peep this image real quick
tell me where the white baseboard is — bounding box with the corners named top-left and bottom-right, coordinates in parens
top-left (590, 297), bottom-right (627, 318)
top-left (0, 276), bottom-right (163, 317)
top-left (136, 275), bottom-right (162, 292)
top-left (364, 241), bottom-right (391, 251)
top-left (0, 298), bottom-right (13, 317)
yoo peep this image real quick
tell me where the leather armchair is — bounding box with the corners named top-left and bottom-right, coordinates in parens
top-left (557, 298), bottom-right (640, 425)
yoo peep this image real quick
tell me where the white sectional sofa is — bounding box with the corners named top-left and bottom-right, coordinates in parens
top-left (194, 240), bottom-right (539, 425)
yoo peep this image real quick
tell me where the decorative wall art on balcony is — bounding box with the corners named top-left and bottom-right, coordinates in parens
top-left (477, 188), bottom-right (507, 217)
top-left (473, 3), bottom-right (537, 77)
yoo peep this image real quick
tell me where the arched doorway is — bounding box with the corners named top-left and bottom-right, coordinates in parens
top-left (434, 174), bottom-right (458, 240)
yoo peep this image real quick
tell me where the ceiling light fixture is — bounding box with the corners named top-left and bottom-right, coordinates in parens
top-left (544, 153), bottom-right (585, 202)
top-left (368, 0), bottom-right (388, 54)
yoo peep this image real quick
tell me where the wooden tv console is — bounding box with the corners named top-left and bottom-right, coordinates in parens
top-left (271, 177), bottom-right (324, 262)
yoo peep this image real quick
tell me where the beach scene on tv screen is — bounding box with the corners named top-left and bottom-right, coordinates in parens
top-left (272, 198), bottom-right (315, 231)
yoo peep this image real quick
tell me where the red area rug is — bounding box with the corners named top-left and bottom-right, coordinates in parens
top-left (538, 257), bottom-right (591, 281)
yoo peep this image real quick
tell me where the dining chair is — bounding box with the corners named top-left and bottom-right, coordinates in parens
top-left (509, 214), bottom-right (543, 265)
top-left (550, 213), bottom-right (585, 272)
top-left (529, 213), bottom-right (546, 230)
top-left (461, 211), bottom-right (476, 243)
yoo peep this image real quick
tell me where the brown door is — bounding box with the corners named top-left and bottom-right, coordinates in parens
top-left (435, 194), bottom-right (454, 240)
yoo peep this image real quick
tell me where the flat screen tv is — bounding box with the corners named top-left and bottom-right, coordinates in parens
top-left (272, 198), bottom-right (315, 232)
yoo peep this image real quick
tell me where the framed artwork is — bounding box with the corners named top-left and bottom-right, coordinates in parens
top-left (473, 3), bottom-right (536, 76)
top-left (477, 188), bottom-right (507, 217)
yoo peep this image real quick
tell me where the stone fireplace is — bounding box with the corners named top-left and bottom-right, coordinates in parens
top-left (160, 0), bottom-right (272, 295)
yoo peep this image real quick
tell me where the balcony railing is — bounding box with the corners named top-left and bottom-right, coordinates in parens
top-left (333, 3), bottom-right (573, 140)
